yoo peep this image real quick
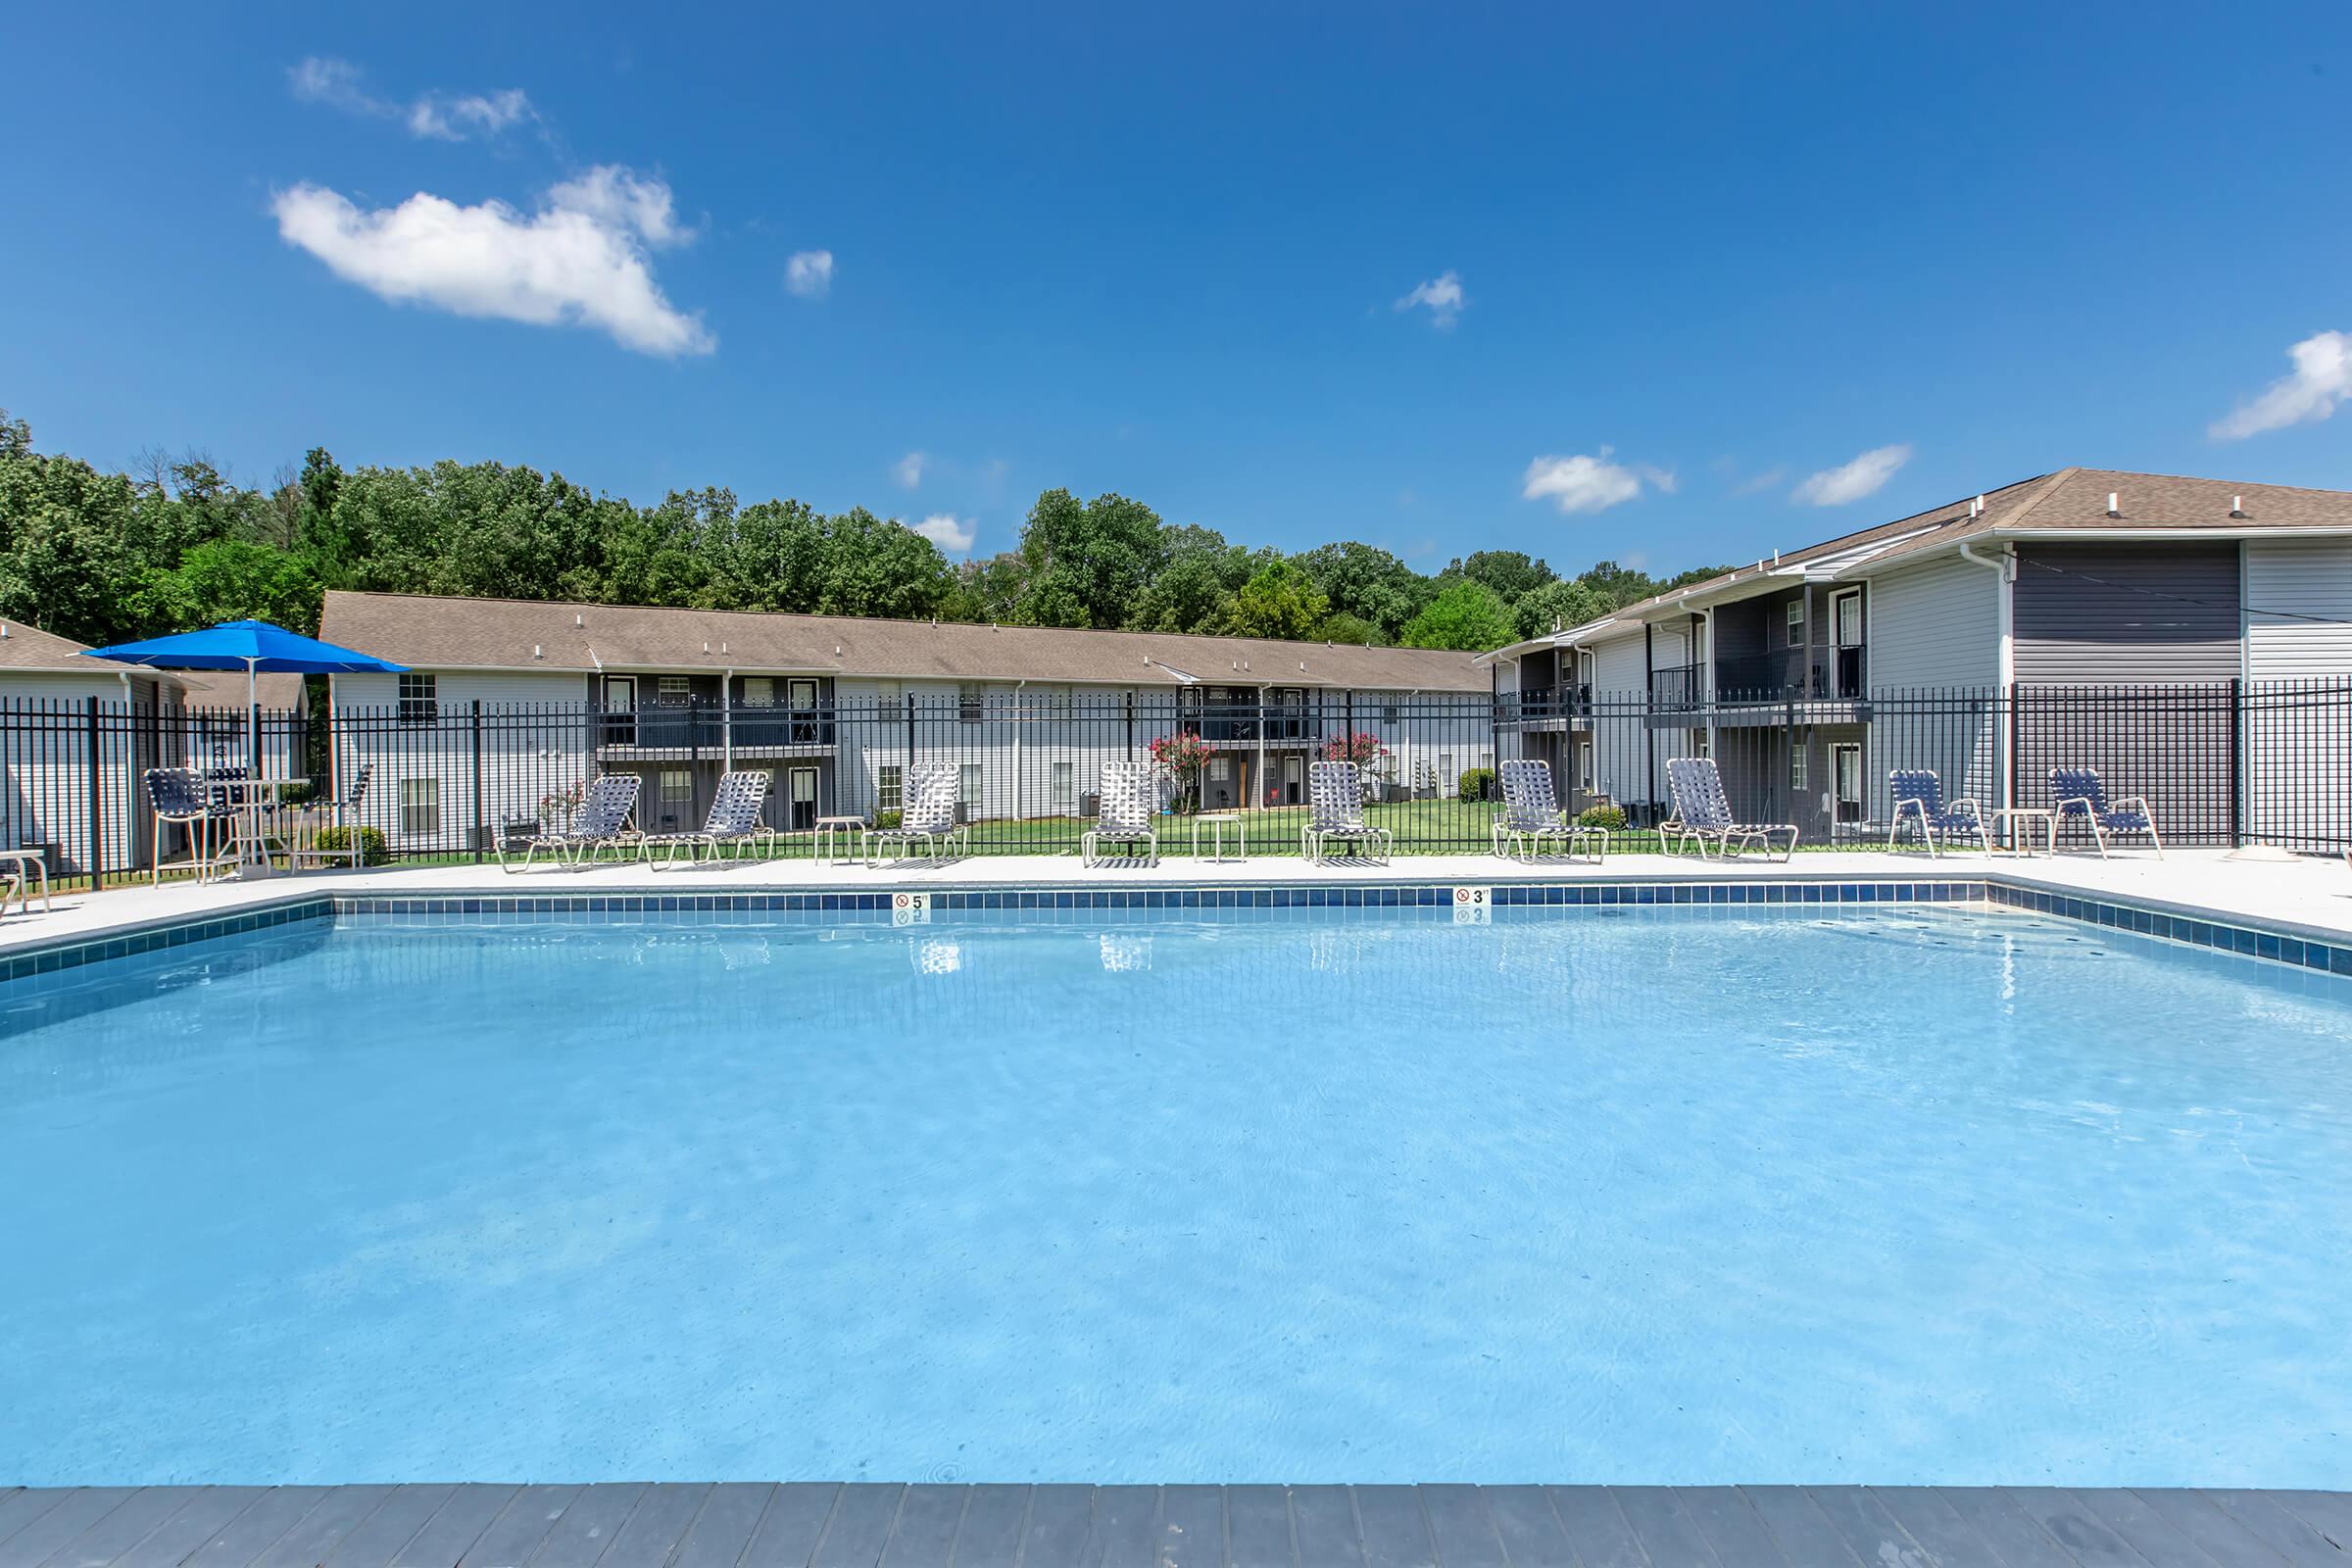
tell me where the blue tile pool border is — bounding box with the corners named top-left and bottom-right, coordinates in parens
top-left (4, 876), bottom-right (2349, 985)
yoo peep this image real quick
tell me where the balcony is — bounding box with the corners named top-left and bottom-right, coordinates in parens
top-left (1714, 646), bottom-right (1868, 701)
top-left (1188, 705), bottom-right (1321, 744)
top-left (1499, 685), bottom-right (1593, 728)
top-left (1648, 664), bottom-right (1703, 710)
top-left (597, 704), bottom-right (838, 758)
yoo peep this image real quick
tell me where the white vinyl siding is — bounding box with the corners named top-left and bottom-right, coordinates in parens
top-left (1863, 553), bottom-right (2002, 823)
top-left (2246, 539), bottom-right (2352, 845)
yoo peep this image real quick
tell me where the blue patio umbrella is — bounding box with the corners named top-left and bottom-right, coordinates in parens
top-left (80, 618), bottom-right (407, 771)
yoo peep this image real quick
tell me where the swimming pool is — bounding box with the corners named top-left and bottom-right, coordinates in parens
top-left (5, 899), bottom-right (2349, 1487)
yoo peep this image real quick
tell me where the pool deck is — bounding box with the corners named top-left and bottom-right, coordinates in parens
top-left (7, 846), bottom-right (2351, 959)
top-left (1, 1483), bottom-right (2347, 1568)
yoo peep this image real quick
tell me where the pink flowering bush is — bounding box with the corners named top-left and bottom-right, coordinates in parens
top-left (1149, 731), bottom-right (1217, 813)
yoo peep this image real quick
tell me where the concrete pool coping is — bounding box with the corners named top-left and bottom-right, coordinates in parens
top-left (2, 1482), bottom-right (2348, 1568)
top-left (4, 848), bottom-right (2352, 980)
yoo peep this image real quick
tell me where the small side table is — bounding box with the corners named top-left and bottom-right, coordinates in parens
top-left (1989, 808), bottom-right (2055, 857)
top-left (814, 815), bottom-right (868, 865)
top-left (1192, 811), bottom-right (1247, 861)
top-left (0, 849), bottom-right (51, 914)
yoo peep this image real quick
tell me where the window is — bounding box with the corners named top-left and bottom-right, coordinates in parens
top-left (878, 763), bottom-right (904, 813)
top-left (742, 677), bottom-right (776, 707)
top-left (1790, 745), bottom-right (1808, 793)
top-left (875, 681), bottom-right (902, 710)
top-left (1833, 743), bottom-right (1864, 824)
top-left (958, 683), bottom-right (984, 724)
top-left (661, 769), bottom-right (694, 808)
top-left (1381, 701), bottom-right (1399, 723)
top-left (1052, 760), bottom-right (1073, 813)
top-left (959, 761), bottom-right (983, 812)
top-left (1209, 757), bottom-right (1231, 781)
top-left (1439, 753), bottom-right (1455, 790)
top-left (398, 672), bottom-right (438, 725)
top-left (658, 675), bottom-right (692, 705)
top-left (399, 777), bottom-right (439, 836)
top-left (1576, 738), bottom-right (1594, 793)
top-left (1786, 600), bottom-right (1805, 647)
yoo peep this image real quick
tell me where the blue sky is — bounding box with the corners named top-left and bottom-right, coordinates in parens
top-left (5, 2), bottom-right (2349, 577)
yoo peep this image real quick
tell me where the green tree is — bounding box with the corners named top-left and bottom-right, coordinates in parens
top-left (1313, 611), bottom-right (1384, 646)
top-left (1446, 549), bottom-right (1555, 604)
top-left (1223, 560), bottom-right (1330, 641)
top-left (1512, 578), bottom-right (1611, 640)
top-left (1017, 489), bottom-right (1165, 628)
top-left (1292, 541), bottom-right (1428, 639)
top-left (133, 538), bottom-right (324, 632)
top-left (1400, 579), bottom-right (1517, 651)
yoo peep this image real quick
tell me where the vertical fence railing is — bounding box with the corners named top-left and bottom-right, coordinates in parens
top-left (5, 678), bottom-right (2350, 883)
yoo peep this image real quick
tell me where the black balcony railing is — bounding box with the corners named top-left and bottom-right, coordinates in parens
top-left (1714, 647), bottom-right (1869, 700)
top-left (1649, 664), bottom-right (1703, 708)
top-left (1191, 706), bottom-right (1320, 743)
top-left (599, 705), bottom-right (837, 750)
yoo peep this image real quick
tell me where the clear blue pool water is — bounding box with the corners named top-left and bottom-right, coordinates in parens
top-left (4, 904), bottom-right (2350, 1487)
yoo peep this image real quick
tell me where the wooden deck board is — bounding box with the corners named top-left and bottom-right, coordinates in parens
top-left (0, 1484), bottom-right (2341, 1568)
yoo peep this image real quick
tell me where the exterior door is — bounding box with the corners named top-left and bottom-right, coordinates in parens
top-left (788, 678), bottom-right (819, 743)
top-left (1281, 755), bottom-right (1304, 806)
top-left (602, 676), bottom-right (637, 746)
top-left (1833, 742), bottom-right (1864, 825)
top-left (1833, 590), bottom-right (1865, 696)
top-left (786, 765), bottom-right (818, 831)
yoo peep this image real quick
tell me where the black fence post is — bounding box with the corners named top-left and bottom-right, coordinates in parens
top-left (1124, 690), bottom-right (1136, 760)
top-left (84, 695), bottom-right (105, 891)
top-left (470, 700), bottom-right (487, 863)
top-left (2228, 676), bottom-right (2244, 848)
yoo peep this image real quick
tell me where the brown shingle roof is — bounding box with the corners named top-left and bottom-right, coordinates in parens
top-left (1581, 466), bottom-right (2352, 628)
top-left (318, 591), bottom-right (1491, 691)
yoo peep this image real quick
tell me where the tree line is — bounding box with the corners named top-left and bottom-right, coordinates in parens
top-left (0, 408), bottom-right (1728, 654)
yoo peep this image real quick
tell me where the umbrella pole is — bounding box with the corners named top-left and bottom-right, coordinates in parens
top-left (247, 658), bottom-right (260, 779)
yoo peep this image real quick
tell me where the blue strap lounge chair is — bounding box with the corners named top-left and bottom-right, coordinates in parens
top-left (2049, 766), bottom-right (2163, 858)
top-left (1302, 760), bottom-right (1392, 863)
top-left (1493, 758), bottom-right (1604, 862)
top-left (1886, 768), bottom-right (1989, 856)
top-left (646, 769), bottom-right (778, 867)
top-left (144, 766), bottom-right (234, 885)
top-left (1664, 756), bottom-right (1799, 861)
top-left (1083, 760), bottom-right (1159, 866)
top-left (498, 772), bottom-right (642, 871)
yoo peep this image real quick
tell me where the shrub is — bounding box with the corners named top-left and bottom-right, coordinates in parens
top-left (871, 809), bottom-right (904, 831)
top-left (1575, 803), bottom-right (1628, 830)
top-left (1456, 766), bottom-right (1495, 803)
top-left (312, 824), bottom-right (390, 865)
top-left (275, 779), bottom-right (316, 807)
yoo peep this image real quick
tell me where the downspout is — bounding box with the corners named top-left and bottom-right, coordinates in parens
top-left (1958, 541), bottom-right (2015, 815)
top-left (721, 668), bottom-right (734, 771)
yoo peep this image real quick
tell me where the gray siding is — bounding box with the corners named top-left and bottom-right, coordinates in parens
top-left (2013, 542), bottom-right (2241, 683)
top-left (1864, 554), bottom-right (2001, 820)
top-left (2246, 538), bottom-right (2352, 846)
top-left (1867, 553), bottom-right (1997, 689)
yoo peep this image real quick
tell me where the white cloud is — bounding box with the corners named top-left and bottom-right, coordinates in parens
top-left (1637, 464), bottom-right (1678, 495)
top-left (1791, 443), bottom-right (1912, 507)
top-left (543, 166), bottom-right (690, 247)
top-left (2210, 330), bottom-right (2352, 440)
top-left (1729, 465), bottom-right (1786, 497)
top-left (1521, 449), bottom-right (1645, 515)
top-left (784, 249), bottom-right (835, 299)
top-left (1394, 270), bottom-right (1466, 328)
top-left (894, 451), bottom-right (927, 489)
top-left (288, 56), bottom-right (535, 142)
top-left (270, 172), bottom-right (714, 357)
top-left (914, 514), bottom-right (976, 554)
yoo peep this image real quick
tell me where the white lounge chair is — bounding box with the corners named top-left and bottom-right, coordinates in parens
top-left (870, 761), bottom-right (970, 862)
top-left (1302, 760), bottom-right (1392, 863)
top-left (1886, 768), bottom-right (1989, 856)
top-left (498, 772), bottom-right (642, 871)
top-left (1493, 758), bottom-right (1605, 862)
top-left (1083, 760), bottom-right (1159, 866)
top-left (2050, 766), bottom-right (2163, 858)
top-left (1664, 756), bottom-right (1799, 861)
top-left (646, 769), bottom-right (778, 867)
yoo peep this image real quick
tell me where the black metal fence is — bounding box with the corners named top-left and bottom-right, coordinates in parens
top-left (7, 680), bottom-right (2348, 885)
